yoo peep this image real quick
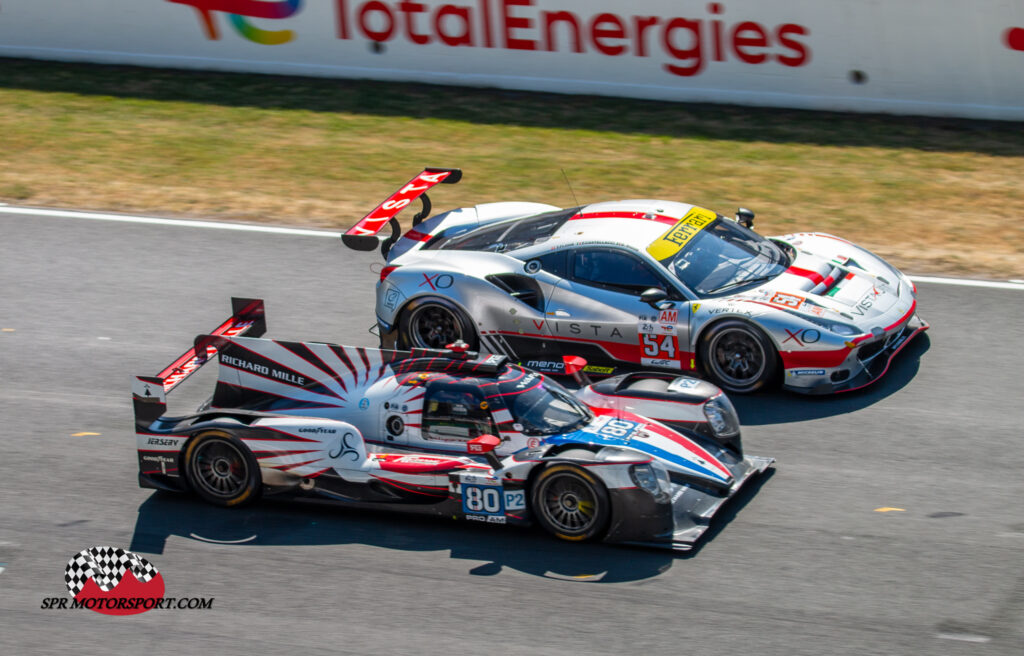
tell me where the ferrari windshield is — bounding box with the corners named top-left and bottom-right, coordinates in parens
top-left (498, 371), bottom-right (593, 436)
top-left (654, 217), bottom-right (789, 296)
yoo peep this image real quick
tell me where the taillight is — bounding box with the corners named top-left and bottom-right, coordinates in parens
top-left (380, 265), bottom-right (399, 282)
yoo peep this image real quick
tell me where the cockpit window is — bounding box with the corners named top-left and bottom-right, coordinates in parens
top-left (422, 385), bottom-right (498, 442)
top-left (534, 250), bottom-right (568, 277)
top-left (571, 248), bottom-right (667, 294)
top-left (425, 208), bottom-right (578, 253)
top-left (497, 371), bottom-right (593, 436)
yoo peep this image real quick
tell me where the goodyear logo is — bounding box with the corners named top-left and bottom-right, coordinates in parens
top-left (647, 207), bottom-right (717, 261)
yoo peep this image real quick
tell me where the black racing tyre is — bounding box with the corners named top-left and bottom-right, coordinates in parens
top-left (398, 297), bottom-right (477, 350)
top-left (531, 464), bottom-right (611, 543)
top-left (183, 432), bottom-right (261, 507)
top-left (698, 319), bottom-right (779, 394)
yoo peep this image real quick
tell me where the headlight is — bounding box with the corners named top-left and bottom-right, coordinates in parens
top-left (629, 462), bottom-right (670, 498)
top-left (703, 395), bottom-right (740, 438)
top-left (630, 464), bottom-right (659, 493)
top-left (799, 312), bottom-right (860, 336)
top-left (828, 322), bottom-right (859, 336)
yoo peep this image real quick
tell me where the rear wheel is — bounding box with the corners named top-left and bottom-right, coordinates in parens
top-left (398, 298), bottom-right (477, 350)
top-left (531, 465), bottom-right (610, 542)
top-left (699, 319), bottom-right (778, 394)
top-left (183, 432), bottom-right (261, 507)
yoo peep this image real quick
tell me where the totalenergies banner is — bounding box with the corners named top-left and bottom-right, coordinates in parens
top-left (0, 0), bottom-right (1021, 120)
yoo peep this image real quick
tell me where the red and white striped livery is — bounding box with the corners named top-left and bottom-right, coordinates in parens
top-left (133, 298), bottom-right (772, 552)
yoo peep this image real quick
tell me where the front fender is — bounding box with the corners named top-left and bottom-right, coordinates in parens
top-left (694, 304), bottom-right (851, 370)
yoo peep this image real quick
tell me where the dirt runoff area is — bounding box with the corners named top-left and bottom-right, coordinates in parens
top-left (0, 59), bottom-right (1021, 279)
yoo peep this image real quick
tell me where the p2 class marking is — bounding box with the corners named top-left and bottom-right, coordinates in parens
top-left (503, 489), bottom-right (526, 511)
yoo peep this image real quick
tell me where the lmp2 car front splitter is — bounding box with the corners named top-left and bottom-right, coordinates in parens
top-left (611, 455), bottom-right (774, 552)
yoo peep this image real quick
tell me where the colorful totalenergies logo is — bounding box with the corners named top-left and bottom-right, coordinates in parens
top-left (168, 0), bottom-right (303, 45)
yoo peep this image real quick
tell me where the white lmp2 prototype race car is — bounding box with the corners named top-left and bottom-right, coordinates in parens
top-left (133, 299), bottom-right (772, 552)
top-left (342, 168), bottom-right (928, 394)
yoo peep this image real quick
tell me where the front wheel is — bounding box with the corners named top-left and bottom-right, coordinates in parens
top-left (398, 298), bottom-right (477, 350)
top-left (531, 465), bottom-right (611, 542)
top-left (183, 432), bottom-right (261, 507)
top-left (699, 319), bottom-right (779, 394)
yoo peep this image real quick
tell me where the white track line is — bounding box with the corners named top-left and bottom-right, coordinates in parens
top-left (0, 205), bottom-right (341, 238)
top-left (935, 633), bottom-right (991, 643)
top-left (908, 275), bottom-right (1024, 290)
top-left (189, 533), bottom-right (258, 544)
top-left (3, 204), bottom-right (1022, 290)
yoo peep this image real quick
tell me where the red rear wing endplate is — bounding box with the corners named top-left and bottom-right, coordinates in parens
top-left (155, 298), bottom-right (266, 392)
top-left (342, 168), bottom-right (461, 252)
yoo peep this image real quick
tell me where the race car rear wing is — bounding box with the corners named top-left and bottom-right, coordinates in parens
top-left (132, 298), bottom-right (266, 429)
top-left (342, 167), bottom-right (461, 256)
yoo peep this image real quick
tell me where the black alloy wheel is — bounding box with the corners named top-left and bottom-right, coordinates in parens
top-left (400, 298), bottom-right (477, 350)
top-left (699, 319), bottom-right (779, 394)
top-left (184, 432), bottom-right (261, 507)
top-left (531, 465), bottom-right (610, 542)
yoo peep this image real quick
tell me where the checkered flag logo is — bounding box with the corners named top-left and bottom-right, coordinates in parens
top-left (65, 546), bottom-right (159, 597)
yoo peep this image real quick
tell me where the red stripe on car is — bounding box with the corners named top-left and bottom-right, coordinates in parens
top-left (780, 348), bottom-right (852, 369)
top-left (885, 301), bottom-right (917, 332)
top-left (590, 406), bottom-right (732, 480)
top-left (787, 266), bottom-right (825, 285)
top-left (404, 229), bottom-right (432, 242)
top-left (494, 330), bottom-right (695, 366)
top-left (571, 211), bottom-right (678, 226)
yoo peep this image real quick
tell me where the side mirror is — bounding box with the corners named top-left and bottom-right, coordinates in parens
top-left (467, 434), bottom-right (502, 470)
top-left (640, 287), bottom-right (673, 310)
top-left (736, 207), bottom-right (755, 229)
top-left (467, 434), bottom-right (500, 454)
top-left (562, 355), bottom-right (592, 387)
top-left (445, 340), bottom-right (472, 356)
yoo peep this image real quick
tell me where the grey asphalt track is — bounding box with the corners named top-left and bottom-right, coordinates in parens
top-left (1, 210), bottom-right (1022, 656)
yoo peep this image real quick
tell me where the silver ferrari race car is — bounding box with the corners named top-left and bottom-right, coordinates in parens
top-left (134, 298), bottom-right (772, 551)
top-left (343, 168), bottom-right (928, 394)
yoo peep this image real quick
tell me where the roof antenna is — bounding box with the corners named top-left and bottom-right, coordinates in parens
top-left (561, 168), bottom-right (582, 216)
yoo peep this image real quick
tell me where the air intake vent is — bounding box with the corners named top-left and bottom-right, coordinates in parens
top-left (858, 340), bottom-right (885, 362)
top-left (810, 265), bottom-right (845, 296)
top-left (485, 274), bottom-right (543, 311)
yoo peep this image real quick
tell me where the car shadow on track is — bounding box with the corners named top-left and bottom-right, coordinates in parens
top-left (731, 333), bottom-right (931, 425)
top-left (128, 468), bottom-right (772, 582)
top-left (673, 468), bottom-right (775, 560)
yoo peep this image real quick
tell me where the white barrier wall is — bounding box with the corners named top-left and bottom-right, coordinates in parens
top-left (0, 0), bottom-right (1021, 120)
